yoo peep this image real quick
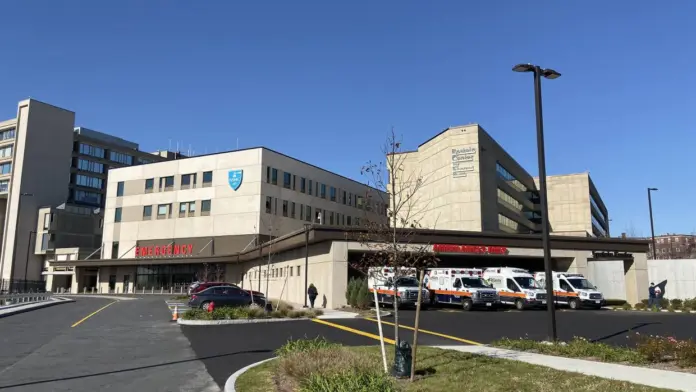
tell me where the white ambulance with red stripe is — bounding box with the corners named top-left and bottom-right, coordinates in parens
top-left (425, 268), bottom-right (500, 311)
top-left (533, 271), bottom-right (604, 310)
top-left (482, 267), bottom-right (547, 310)
top-left (367, 267), bottom-right (430, 308)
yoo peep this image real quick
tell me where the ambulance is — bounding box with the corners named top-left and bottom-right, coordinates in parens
top-left (533, 271), bottom-right (604, 310)
top-left (367, 267), bottom-right (430, 308)
top-left (482, 267), bottom-right (547, 310)
top-left (425, 268), bottom-right (500, 311)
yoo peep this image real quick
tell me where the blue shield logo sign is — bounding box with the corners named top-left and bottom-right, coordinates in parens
top-left (228, 170), bottom-right (243, 191)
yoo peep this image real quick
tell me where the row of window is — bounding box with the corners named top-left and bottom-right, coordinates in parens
top-left (76, 158), bottom-right (105, 174)
top-left (0, 144), bottom-right (13, 158)
top-left (75, 174), bottom-right (103, 189)
top-left (133, 171), bottom-right (214, 195)
top-left (495, 162), bottom-right (541, 205)
top-left (248, 265), bottom-right (301, 280)
top-left (264, 196), bottom-right (362, 226)
top-left (73, 189), bottom-right (102, 205)
top-left (589, 193), bottom-right (608, 224)
top-left (0, 128), bottom-right (15, 140)
top-left (114, 200), bottom-right (213, 222)
top-left (498, 213), bottom-right (534, 234)
top-left (591, 215), bottom-right (607, 237)
top-left (0, 162), bottom-right (11, 175)
top-left (78, 142), bottom-right (136, 166)
top-left (497, 188), bottom-right (524, 212)
top-left (266, 166), bottom-right (387, 216)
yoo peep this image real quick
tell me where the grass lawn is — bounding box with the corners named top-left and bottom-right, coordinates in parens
top-left (236, 346), bottom-right (671, 391)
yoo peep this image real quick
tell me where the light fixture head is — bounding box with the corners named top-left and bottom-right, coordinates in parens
top-left (542, 68), bottom-right (561, 79)
top-left (512, 63), bottom-right (534, 73)
top-left (648, 187), bottom-right (658, 191)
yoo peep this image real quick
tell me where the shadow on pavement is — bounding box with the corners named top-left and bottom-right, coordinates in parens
top-left (590, 322), bottom-right (659, 343)
top-left (0, 349), bottom-right (272, 389)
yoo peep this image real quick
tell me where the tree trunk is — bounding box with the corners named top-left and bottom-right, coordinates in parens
top-left (410, 269), bottom-right (424, 381)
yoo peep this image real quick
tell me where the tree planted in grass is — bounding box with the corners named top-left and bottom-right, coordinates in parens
top-left (351, 128), bottom-right (438, 377)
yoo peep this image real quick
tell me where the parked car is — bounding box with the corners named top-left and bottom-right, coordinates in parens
top-left (188, 282), bottom-right (264, 297)
top-left (189, 286), bottom-right (267, 310)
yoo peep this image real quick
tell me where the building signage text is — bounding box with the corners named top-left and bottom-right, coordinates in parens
top-left (135, 244), bottom-right (194, 257)
top-left (432, 244), bottom-right (509, 255)
top-left (451, 146), bottom-right (477, 178)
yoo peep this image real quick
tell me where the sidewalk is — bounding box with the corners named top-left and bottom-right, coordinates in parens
top-left (0, 297), bottom-right (74, 318)
top-left (283, 301), bottom-right (359, 319)
top-left (436, 345), bottom-right (696, 392)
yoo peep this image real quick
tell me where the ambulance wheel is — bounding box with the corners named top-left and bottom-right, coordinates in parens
top-left (462, 299), bottom-right (473, 311)
top-left (568, 299), bottom-right (580, 310)
top-left (515, 299), bottom-right (525, 311)
top-left (200, 301), bottom-right (211, 311)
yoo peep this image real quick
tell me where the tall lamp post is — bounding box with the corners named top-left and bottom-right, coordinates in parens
top-left (647, 188), bottom-right (658, 258)
top-left (513, 63), bottom-right (561, 342)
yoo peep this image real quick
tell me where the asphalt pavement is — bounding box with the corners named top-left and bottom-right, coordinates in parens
top-left (0, 296), bottom-right (218, 392)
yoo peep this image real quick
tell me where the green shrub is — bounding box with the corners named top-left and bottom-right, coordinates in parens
top-left (276, 337), bottom-right (340, 357)
top-left (621, 302), bottom-right (632, 311)
top-left (659, 298), bottom-right (669, 308)
top-left (346, 278), bottom-right (359, 307)
top-left (604, 299), bottom-right (627, 307)
top-left (685, 298), bottom-right (696, 309)
top-left (300, 370), bottom-right (396, 392)
top-left (634, 302), bottom-right (646, 310)
top-left (354, 280), bottom-right (372, 310)
top-left (670, 299), bottom-right (683, 309)
top-left (494, 337), bottom-right (644, 364)
top-left (171, 295), bottom-right (189, 301)
top-left (641, 299), bottom-right (649, 306)
top-left (182, 308), bottom-right (211, 320)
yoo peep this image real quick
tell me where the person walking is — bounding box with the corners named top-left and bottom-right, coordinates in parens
top-left (654, 285), bottom-right (663, 309)
top-left (648, 282), bottom-right (656, 308)
top-left (307, 283), bottom-right (318, 309)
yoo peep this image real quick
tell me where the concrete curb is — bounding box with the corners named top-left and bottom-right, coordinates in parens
top-left (609, 308), bottom-right (696, 314)
top-left (224, 357), bottom-right (277, 392)
top-left (177, 317), bottom-right (312, 325)
top-left (0, 297), bottom-right (75, 319)
top-left (61, 295), bottom-right (138, 301)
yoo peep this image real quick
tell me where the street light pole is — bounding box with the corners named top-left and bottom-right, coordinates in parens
top-left (513, 63), bottom-right (561, 342)
top-left (647, 188), bottom-right (658, 259)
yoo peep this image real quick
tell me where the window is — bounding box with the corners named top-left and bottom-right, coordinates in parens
top-left (77, 158), bottom-right (103, 173)
top-left (305, 206), bottom-right (312, 222)
top-left (357, 196), bottom-right (364, 209)
top-left (308, 180), bottom-right (313, 195)
top-left (354, 217), bottom-right (360, 226)
top-left (266, 197), bottom-right (272, 213)
top-left (348, 193), bottom-right (352, 206)
top-left (329, 211), bottom-right (334, 225)
top-left (329, 186), bottom-right (336, 202)
top-left (143, 205), bottom-right (152, 219)
top-left (109, 151), bottom-right (133, 165)
top-left (159, 176), bottom-right (174, 191)
top-left (75, 174), bottom-right (103, 189)
top-left (274, 198), bottom-right (278, 215)
top-left (300, 178), bottom-right (306, 193)
top-left (297, 266), bottom-right (301, 276)
top-left (157, 204), bottom-right (171, 219)
top-left (347, 216), bottom-right (352, 226)
top-left (0, 162), bottom-right (12, 174)
top-left (41, 233), bottom-right (49, 251)
top-left (315, 209), bottom-right (322, 224)
top-left (73, 189), bottom-right (102, 205)
top-left (79, 143), bottom-right (105, 158)
top-left (300, 204), bottom-right (304, 219)
top-left (271, 168), bottom-right (278, 185)
top-left (497, 188), bottom-right (523, 212)
top-left (179, 201), bottom-right (196, 218)
top-left (145, 178), bottom-right (154, 193)
top-left (112, 242), bottom-right (119, 259)
top-left (115, 207), bottom-right (122, 222)
top-left (138, 157), bottom-right (154, 165)
top-left (181, 173), bottom-right (196, 189)
top-left (283, 172), bottom-right (291, 189)
top-left (266, 167), bottom-right (271, 183)
top-left (201, 200), bottom-right (211, 216)
top-left (0, 145), bottom-right (12, 158)
top-left (292, 175), bottom-right (296, 190)
top-left (282, 200), bottom-right (289, 217)
top-left (0, 128), bottom-right (15, 140)
top-left (291, 202), bottom-right (296, 219)
top-left (496, 162), bottom-right (529, 193)
top-left (290, 267), bottom-right (293, 277)
top-left (116, 181), bottom-right (124, 196)
top-left (202, 171), bottom-right (213, 186)
top-left (43, 213), bottom-right (52, 230)
top-left (0, 180), bottom-right (9, 192)
top-left (498, 213), bottom-right (533, 234)
top-left (342, 191), bottom-right (347, 204)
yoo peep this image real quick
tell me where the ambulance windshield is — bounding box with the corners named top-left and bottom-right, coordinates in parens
top-left (460, 277), bottom-right (489, 288)
top-left (566, 278), bottom-right (595, 290)
top-left (514, 277), bottom-right (540, 289)
top-left (395, 277), bottom-right (420, 287)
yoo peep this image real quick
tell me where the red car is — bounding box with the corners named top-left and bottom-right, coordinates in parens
top-left (189, 282), bottom-right (263, 297)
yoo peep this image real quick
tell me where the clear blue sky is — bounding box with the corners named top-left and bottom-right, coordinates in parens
top-left (1, 1), bottom-right (694, 237)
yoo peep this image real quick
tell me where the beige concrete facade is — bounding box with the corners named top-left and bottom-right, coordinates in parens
top-left (101, 147), bottom-right (387, 259)
top-left (394, 124), bottom-right (541, 234)
top-left (534, 173), bottom-right (610, 238)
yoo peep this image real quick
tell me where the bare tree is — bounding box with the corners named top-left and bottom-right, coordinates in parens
top-left (258, 208), bottom-right (287, 300)
top-left (214, 264), bottom-right (225, 282)
top-left (198, 262), bottom-right (211, 282)
top-left (352, 128), bottom-right (438, 376)
top-left (624, 221), bottom-right (642, 238)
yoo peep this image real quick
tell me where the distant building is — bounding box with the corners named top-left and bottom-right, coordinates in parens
top-left (0, 99), bottom-right (179, 289)
top-left (647, 234), bottom-right (696, 260)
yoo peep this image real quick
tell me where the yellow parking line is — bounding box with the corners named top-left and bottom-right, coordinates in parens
top-left (71, 301), bottom-right (117, 328)
top-left (311, 319), bottom-right (396, 345)
top-left (364, 317), bottom-right (483, 346)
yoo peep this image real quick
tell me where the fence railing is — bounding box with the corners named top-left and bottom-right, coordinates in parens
top-left (75, 285), bottom-right (192, 295)
top-left (0, 292), bottom-right (53, 306)
top-left (0, 279), bottom-right (47, 294)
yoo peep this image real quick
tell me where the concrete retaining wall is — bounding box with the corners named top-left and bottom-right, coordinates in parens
top-left (648, 259), bottom-right (696, 300)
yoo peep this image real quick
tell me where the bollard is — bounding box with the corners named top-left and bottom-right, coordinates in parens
top-left (160, 287), bottom-right (163, 294)
top-left (151, 287), bottom-right (154, 294)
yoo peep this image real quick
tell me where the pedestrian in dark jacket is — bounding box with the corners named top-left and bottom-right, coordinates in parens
top-left (648, 283), bottom-right (656, 308)
top-left (308, 284), bottom-right (318, 309)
